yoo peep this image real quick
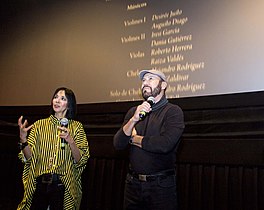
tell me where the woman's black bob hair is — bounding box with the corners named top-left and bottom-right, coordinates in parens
top-left (50, 87), bottom-right (77, 119)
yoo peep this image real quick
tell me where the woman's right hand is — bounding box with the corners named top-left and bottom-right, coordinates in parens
top-left (18, 116), bottom-right (33, 143)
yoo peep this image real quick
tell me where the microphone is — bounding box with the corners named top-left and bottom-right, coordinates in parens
top-left (60, 118), bottom-right (68, 149)
top-left (139, 96), bottom-right (155, 120)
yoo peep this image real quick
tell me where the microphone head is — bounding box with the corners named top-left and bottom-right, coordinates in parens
top-left (147, 96), bottom-right (155, 106)
top-left (60, 118), bottom-right (68, 127)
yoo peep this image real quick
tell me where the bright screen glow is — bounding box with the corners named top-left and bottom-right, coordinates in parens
top-left (0, 0), bottom-right (264, 105)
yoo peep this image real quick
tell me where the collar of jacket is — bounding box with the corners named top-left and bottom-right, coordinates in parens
top-left (49, 114), bottom-right (61, 125)
top-left (151, 95), bottom-right (168, 112)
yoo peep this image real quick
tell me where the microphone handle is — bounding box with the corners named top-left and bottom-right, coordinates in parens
top-left (139, 111), bottom-right (146, 120)
top-left (61, 128), bottom-right (67, 149)
top-left (60, 118), bottom-right (68, 150)
top-left (61, 138), bottom-right (65, 149)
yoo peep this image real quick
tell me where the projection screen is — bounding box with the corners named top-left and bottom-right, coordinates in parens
top-left (0, 0), bottom-right (264, 105)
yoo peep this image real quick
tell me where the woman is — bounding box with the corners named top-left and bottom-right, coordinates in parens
top-left (17, 87), bottom-right (90, 210)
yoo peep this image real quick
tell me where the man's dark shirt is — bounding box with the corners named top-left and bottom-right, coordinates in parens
top-left (113, 96), bottom-right (185, 174)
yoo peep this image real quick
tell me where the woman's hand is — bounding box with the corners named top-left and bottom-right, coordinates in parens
top-left (18, 116), bottom-right (33, 142)
top-left (57, 126), bottom-right (74, 144)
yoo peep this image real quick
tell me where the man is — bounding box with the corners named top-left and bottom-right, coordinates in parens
top-left (113, 69), bottom-right (185, 210)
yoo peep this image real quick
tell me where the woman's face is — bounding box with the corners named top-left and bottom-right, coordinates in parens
top-left (52, 90), bottom-right (68, 118)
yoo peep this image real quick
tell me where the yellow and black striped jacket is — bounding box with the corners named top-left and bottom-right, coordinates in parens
top-left (17, 115), bottom-right (90, 210)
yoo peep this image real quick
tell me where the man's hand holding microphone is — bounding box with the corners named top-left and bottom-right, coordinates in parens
top-left (131, 96), bottom-right (155, 122)
top-left (124, 97), bottom-right (155, 148)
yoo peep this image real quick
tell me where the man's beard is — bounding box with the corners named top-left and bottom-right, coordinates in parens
top-left (142, 81), bottom-right (162, 100)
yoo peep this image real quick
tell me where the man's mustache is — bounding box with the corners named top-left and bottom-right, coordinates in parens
top-left (142, 85), bottom-right (151, 89)
top-left (142, 86), bottom-right (151, 93)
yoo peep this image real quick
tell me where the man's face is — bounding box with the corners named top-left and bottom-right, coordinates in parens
top-left (141, 73), bottom-right (163, 100)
